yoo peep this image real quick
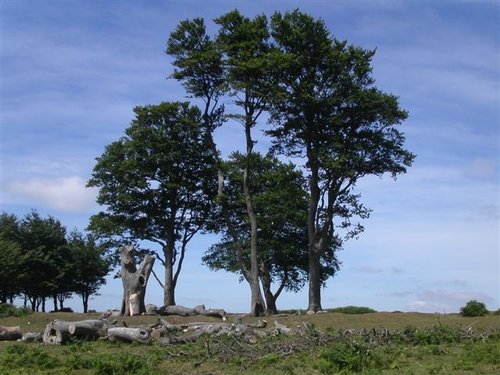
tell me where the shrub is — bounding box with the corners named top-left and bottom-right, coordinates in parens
top-left (328, 306), bottom-right (377, 314)
top-left (0, 303), bottom-right (32, 318)
top-left (460, 300), bottom-right (488, 317)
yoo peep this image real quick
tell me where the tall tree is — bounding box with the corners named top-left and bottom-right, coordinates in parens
top-left (212, 10), bottom-right (274, 316)
top-left (88, 101), bottom-right (216, 307)
top-left (167, 11), bottom-right (275, 316)
top-left (203, 152), bottom-right (340, 314)
top-left (268, 10), bottom-right (415, 312)
top-left (67, 230), bottom-right (110, 313)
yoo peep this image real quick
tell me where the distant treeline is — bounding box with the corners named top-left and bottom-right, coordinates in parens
top-left (0, 210), bottom-right (110, 313)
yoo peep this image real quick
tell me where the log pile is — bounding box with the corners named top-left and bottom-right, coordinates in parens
top-left (1, 305), bottom-right (304, 346)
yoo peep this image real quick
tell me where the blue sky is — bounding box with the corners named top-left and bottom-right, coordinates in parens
top-left (1, 0), bottom-right (499, 314)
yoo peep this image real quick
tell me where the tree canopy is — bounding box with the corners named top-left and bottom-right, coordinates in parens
top-left (88, 101), bottom-right (217, 307)
top-left (166, 9), bottom-right (414, 314)
top-left (268, 10), bottom-right (415, 311)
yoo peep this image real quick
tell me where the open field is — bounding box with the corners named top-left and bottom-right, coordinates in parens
top-left (1, 311), bottom-right (499, 374)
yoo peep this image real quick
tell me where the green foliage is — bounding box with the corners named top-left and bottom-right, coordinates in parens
top-left (460, 300), bottom-right (489, 317)
top-left (67, 231), bottom-right (111, 312)
top-left (18, 210), bottom-right (70, 310)
top-left (92, 352), bottom-right (158, 375)
top-left (316, 341), bottom-right (376, 373)
top-left (328, 306), bottom-right (377, 314)
top-left (394, 324), bottom-right (461, 345)
top-left (0, 303), bottom-right (32, 318)
top-left (0, 211), bottom-right (111, 312)
top-left (0, 344), bottom-right (60, 370)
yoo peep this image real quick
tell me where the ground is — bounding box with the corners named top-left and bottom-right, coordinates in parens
top-left (1, 311), bottom-right (499, 374)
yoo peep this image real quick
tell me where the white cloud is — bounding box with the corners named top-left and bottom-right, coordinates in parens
top-left (5, 176), bottom-right (98, 213)
top-left (406, 289), bottom-right (496, 313)
top-left (352, 266), bottom-right (384, 274)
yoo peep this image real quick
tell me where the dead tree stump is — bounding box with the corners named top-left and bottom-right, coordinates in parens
top-left (119, 245), bottom-right (155, 316)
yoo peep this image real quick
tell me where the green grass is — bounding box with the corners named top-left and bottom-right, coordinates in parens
top-left (1, 311), bottom-right (499, 374)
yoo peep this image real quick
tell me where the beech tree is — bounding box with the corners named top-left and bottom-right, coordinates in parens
top-left (268, 10), bottom-right (415, 312)
top-left (167, 10), bottom-right (274, 316)
top-left (203, 152), bottom-right (340, 314)
top-left (88, 101), bottom-right (216, 307)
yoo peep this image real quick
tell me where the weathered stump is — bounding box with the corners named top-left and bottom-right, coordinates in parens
top-left (0, 326), bottom-right (22, 341)
top-left (119, 245), bottom-right (155, 316)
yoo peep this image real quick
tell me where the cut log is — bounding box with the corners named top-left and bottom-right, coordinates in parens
top-left (43, 320), bottom-right (71, 345)
top-left (157, 304), bottom-right (195, 316)
top-left (194, 304), bottom-right (226, 320)
top-left (157, 304), bottom-right (226, 319)
top-left (68, 319), bottom-right (108, 340)
top-left (0, 326), bottom-right (22, 341)
top-left (107, 327), bottom-right (152, 344)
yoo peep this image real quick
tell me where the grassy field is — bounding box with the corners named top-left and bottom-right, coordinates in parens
top-left (1, 310), bottom-right (499, 374)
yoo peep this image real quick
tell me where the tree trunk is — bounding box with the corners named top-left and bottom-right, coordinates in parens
top-left (307, 247), bottom-right (322, 312)
top-left (260, 271), bottom-right (278, 315)
top-left (163, 242), bottom-right (176, 306)
top-left (119, 245), bottom-right (155, 316)
top-left (307, 158), bottom-right (323, 313)
top-left (243, 136), bottom-right (265, 317)
top-left (0, 326), bottom-right (22, 341)
top-left (82, 291), bottom-right (89, 313)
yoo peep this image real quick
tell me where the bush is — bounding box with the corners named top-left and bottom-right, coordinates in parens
top-left (328, 306), bottom-right (377, 314)
top-left (0, 303), bottom-right (32, 318)
top-left (460, 300), bottom-right (488, 317)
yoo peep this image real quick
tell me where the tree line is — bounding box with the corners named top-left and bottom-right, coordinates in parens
top-left (88, 9), bottom-right (414, 316)
top-left (0, 211), bottom-right (110, 313)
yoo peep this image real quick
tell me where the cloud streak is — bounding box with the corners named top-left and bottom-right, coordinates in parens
top-left (5, 176), bottom-right (98, 213)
